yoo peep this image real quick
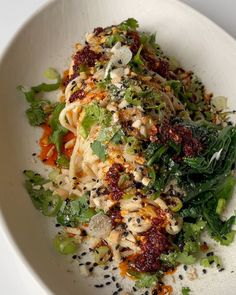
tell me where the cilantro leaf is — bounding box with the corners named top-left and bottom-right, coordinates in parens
top-left (118, 18), bottom-right (139, 31)
top-left (182, 287), bottom-right (191, 295)
top-left (90, 140), bottom-right (107, 162)
top-left (80, 103), bottom-right (111, 138)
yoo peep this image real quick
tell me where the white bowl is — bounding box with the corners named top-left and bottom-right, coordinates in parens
top-left (0, 0), bottom-right (236, 294)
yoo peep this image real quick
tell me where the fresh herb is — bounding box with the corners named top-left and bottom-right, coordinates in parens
top-left (80, 103), bottom-right (111, 138)
top-left (18, 68), bottom-right (61, 126)
top-left (57, 193), bottom-right (96, 227)
top-left (49, 103), bottom-right (68, 152)
top-left (118, 18), bottom-right (139, 31)
top-left (182, 287), bottom-right (191, 295)
top-left (90, 140), bottom-right (107, 162)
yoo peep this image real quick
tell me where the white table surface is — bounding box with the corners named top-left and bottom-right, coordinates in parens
top-left (0, 0), bottom-right (235, 294)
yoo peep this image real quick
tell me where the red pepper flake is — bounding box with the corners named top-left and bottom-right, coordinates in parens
top-left (126, 31), bottom-right (141, 54)
top-left (73, 45), bottom-right (101, 68)
top-left (105, 163), bottom-right (124, 201)
top-left (133, 227), bottom-right (171, 272)
top-left (157, 121), bottom-right (203, 158)
top-left (69, 89), bottom-right (86, 103)
top-left (142, 50), bottom-right (169, 78)
top-left (93, 27), bottom-right (104, 35)
top-left (108, 206), bottom-right (123, 226)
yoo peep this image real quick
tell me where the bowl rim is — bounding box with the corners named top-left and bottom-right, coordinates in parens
top-left (0, 0), bottom-right (236, 294)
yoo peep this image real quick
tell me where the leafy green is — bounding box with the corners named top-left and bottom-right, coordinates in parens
top-left (182, 287), bottom-right (191, 295)
top-left (131, 45), bottom-right (144, 72)
top-left (23, 170), bottom-right (50, 210)
top-left (18, 68), bottom-right (61, 126)
top-left (90, 140), bottom-right (107, 162)
top-left (97, 125), bottom-right (121, 143)
top-left (56, 154), bottom-right (69, 168)
top-left (128, 269), bottom-right (158, 288)
top-left (57, 193), bottom-right (96, 227)
top-left (80, 103), bottom-right (111, 138)
top-left (49, 103), bottom-right (68, 152)
top-left (118, 18), bottom-right (139, 31)
top-left (176, 252), bottom-right (196, 265)
top-left (106, 33), bottom-right (124, 47)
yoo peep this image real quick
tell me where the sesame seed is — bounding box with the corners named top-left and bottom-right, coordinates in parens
top-left (89, 267), bottom-right (94, 272)
top-left (137, 218), bottom-right (141, 224)
top-left (93, 263), bottom-right (98, 267)
top-left (183, 265), bottom-right (188, 271)
top-left (104, 266), bottom-right (109, 270)
top-left (85, 262), bottom-right (91, 265)
top-left (128, 217), bottom-right (132, 222)
top-left (115, 245), bottom-right (119, 250)
top-left (79, 263), bottom-right (84, 266)
top-left (112, 267), bottom-right (118, 270)
top-left (32, 153), bottom-right (37, 156)
top-left (81, 252), bottom-right (87, 256)
top-left (206, 252), bottom-right (214, 257)
top-left (202, 269), bottom-right (207, 274)
top-left (55, 223), bottom-right (61, 227)
top-left (145, 291), bottom-right (149, 295)
top-left (106, 281), bottom-right (111, 285)
top-left (219, 268), bottom-right (225, 272)
top-left (72, 177), bottom-right (77, 180)
top-left (104, 274), bottom-right (110, 278)
top-left (118, 288), bottom-right (123, 292)
top-left (133, 286), bottom-right (137, 292)
top-left (179, 274), bottom-right (183, 280)
top-left (116, 283), bottom-right (120, 288)
top-left (72, 255), bottom-right (77, 259)
top-left (94, 284), bottom-right (104, 288)
top-left (113, 292), bottom-right (118, 295)
top-left (112, 276), bottom-right (116, 282)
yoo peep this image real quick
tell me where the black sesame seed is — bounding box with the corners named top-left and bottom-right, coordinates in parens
top-left (94, 284), bottom-right (104, 288)
top-left (32, 153), bottom-right (37, 156)
top-left (133, 287), bottom-right (137, 291)
top-left (113, 292), bottom-right (118, 295)
top-left (231, 270), bottom-right (234, 273)
top-left (55, 223), bottom-right (61, 227)
top-left (81, 252), bottom-right (87, 256)
top-left (115, 245), bottom-right (119, 250)
top-left (106, 281), bottom-right (111, 285)
top-left (206, 252), bottom-right (214, 257)
top-left (104, 265), bottom-right (109, 270)
top-left (145, 291), bottom-right (149, 295)
top-left (179, 274), bottom-right (183, 280)
top-left (93, 263), bottom-right (98, 267)
top-left (112, 276), bottom-right (116, 282)
top-left (116, 283), bottom-right (120, 288)
top-left (42, 159), bottom-right (47, 162)
top-left (219, 268), bottom-right (225, 272)
top-left (128, 217), bottom-right (132, 222)
top-left (104, 274), bottom-right (110, 278)
top-left (202, 269), bottom-right (207, 274)
top-left (112, 267), bottom-right (118, 270)
top-left (72, 255), bottom-right (77, 259)
top-left (137, 218), bottom-right (141, 224)
top-left (85, 262), bottom-right (91, 265)
top-left (79, 263), bottom-right (84, 266)
top-left (89, 248), bottom-right (93, 252)
top-left (118, 288), bottom-right (123, 292)
top-left (183, 265), bottom-right (188, 271)
top-left (89, 267), bottom-right (94, 272)
top-left (72, 177), bottom-right (77, 180)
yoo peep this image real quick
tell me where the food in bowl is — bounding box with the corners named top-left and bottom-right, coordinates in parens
top-left (19, 18), bottom-right (236, 294)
